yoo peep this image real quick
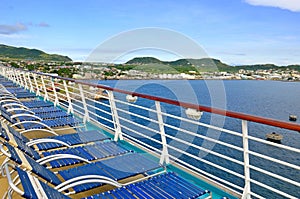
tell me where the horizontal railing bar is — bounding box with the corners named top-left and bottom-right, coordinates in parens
top-left (85, 103), bottom-right (113, 116)
top-left (90, 100), bottom-right (112, 109)
top-left (163, 122), bottom-right (244, 152)
top-left (70, 101), bottom-right (85, 110)
top-left (114, 98), bottom-right (157, 113)
top-left (68, 91), bottom-right (82, 98)
top-left (168, 153), bottom-right (244, 193)
top-left (66, 84), bottom-right (80, 92)
top-left (116, 107), bottom-right (159, 124)
top-left (51, 80), bottom-right (63, 85)
top-left (167, 144), bottom-right (245, 179)
top-left (84, 97), bottom-right (110, 108)
top-left (163, 133), bottom-right (244, 166)
top-left (119, 116), bottom-right (160, 135)
top-left (250, 192), bottom-right (265, 199)
top-left (56, 94), bottom-right (68, 104)
top-left (72, 106), bottom-right (85, 116)
top-left (89, 117), bottom-right (114, 132)
top-left (121, 125), bottom-right (163, 146)
top-left (57, 101), bottom-right (68, 109)
top-left (88, 110), bottom-right (114, 124)
top-left (81, 88), bottom-right (102, 97)
top-left (55, 87), bottom-right (66, 93)
top-left (248, 150), bottom-right (300, 170)
top-left (47, 92), bottom-right (55, 97)
top-left (250, 179), bottom-right (297, 199)
top-left (83, 88), bottom-right (109, 100)
top-left (122, 133), bottom-right (162, 154)
top-left (72, 109), bottom-right (85, 119)
top-left (162, 111), bottom-right (243, 138)
top-left (249, 165), bottom-right (300, 187)
top-left (56, 91), bottom-right (66, 97)
top-left (248, 135), bottom-right (300, 153)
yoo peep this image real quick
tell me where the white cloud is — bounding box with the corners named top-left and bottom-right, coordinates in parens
top-left (0, 23), bottom-right (27, 35)
top-left (37, 22), bottom-right (50, 27)
top-left (245, 0), bottom-right (300, 12)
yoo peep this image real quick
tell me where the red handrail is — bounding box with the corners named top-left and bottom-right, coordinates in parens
top-left (7, 67), bottom-right (300, 132)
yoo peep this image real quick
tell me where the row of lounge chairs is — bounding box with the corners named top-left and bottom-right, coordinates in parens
top-left (5, 164), bottom-right (208, 199)
top-left (0, 77), bottom-right (211, 198)
top-left (0, 81), bottom-right (83, 130)
top-left (0, 100), bottom-right (82, 129)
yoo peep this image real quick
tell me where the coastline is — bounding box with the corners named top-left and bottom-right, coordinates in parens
top-left (85, 77), bottom-right (300, 82)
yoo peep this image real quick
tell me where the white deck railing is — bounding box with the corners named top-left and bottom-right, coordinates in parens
top-left (1, 66), bottom-right (299, 199)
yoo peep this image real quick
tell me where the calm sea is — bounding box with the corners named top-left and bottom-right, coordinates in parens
top-left (93, 79), bottom-right (300, 198)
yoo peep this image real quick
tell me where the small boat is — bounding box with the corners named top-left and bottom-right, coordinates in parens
top-left (266, 132), bottom-right (283, 143)
top-left (289, 114), bottom-right (297, 121)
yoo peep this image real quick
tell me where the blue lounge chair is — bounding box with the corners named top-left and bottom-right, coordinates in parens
top-left (30, 106), bottom-right (63, 114)
top-left (22, 100), bottom-right (53, 108)
top-left (1, 120), bottom-right (109, 150)
top-left (87, 172), bottom-right (210, 199)
top-left (1, 146), bottom-right (161, 194)
top-left (4, 87), bottom-right (36, 98)
top-left (1, 141), bottom-right (92, 169)
top-left (0, 127), bottom-right (130, 168)
top-left (0, 105), bottom-right (83, 129)
top-left (0, 82), bottom-right (17, 87)
top-left (7, 108), bottom-right (69, 120)
top-left (3, 162), bottom-right (209, 199)
top-left (18, 116), bottom-right (83, 129)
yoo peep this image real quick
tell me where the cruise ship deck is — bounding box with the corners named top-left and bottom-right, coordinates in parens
top-left (0, 65), bottom-right (299, 199)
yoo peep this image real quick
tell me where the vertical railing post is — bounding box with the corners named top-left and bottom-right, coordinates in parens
top-left (3, 68), bottom-right (10, 81)
top-left (242, 120), bottom-right (251, 199)
top-left (16, 71), bottom-right (22, 86)
top-left (27, 73), bottom-right (34, 93)
top-left (63, 80), bottom-right (73, 114)
top-left (3, 68), bottom-right (7, 77)
top-left (33, 74), bottom-right (40, 96)
top-left (51, 78), bottom-right (59, 106)
top-left (108, 90), bottom-right (123, 141)
top-left (22, 72), bottom-right (29, 90)
top-left (155, 101), bottom-right (170, 165)
top-left (13, 70), bottom-right (18, 84)
top-left (3, 68), bottom-right (8, 79)
top-left (41, 76), bottom-right (49, 101)
top-left (19, 71), bottom-right (24, 87)
top-left (11, 70), bottom-right (17, 83)
top-left (13, 70), bottom-right (18, 83)
top-left (5, 69), bottom-right (10, 80)
top-left (0, 67), bottom-right (4, 77)
top-left (9, 71), bottom-right (13, 81)
top-left (79, 84), bottom-right (89, 123)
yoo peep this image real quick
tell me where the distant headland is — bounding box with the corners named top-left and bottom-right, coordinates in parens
top-left (1, 44), bottom-right (300, 81)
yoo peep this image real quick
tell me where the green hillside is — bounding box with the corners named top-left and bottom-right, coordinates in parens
top-left (125, 57), bottom-right (232, 72)
top-left (126, 57), bottom-right (162, 64)
top-left (0, 44), bottom-right (72, 62)
top-left (125, 57), bottom-right (300, 73)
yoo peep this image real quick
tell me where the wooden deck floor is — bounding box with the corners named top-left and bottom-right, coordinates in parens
top-left (0, 154), bottom-right (26, 199)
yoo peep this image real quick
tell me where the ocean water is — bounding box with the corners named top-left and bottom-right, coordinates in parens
top-left (91, 79), bottom-right (300, 198)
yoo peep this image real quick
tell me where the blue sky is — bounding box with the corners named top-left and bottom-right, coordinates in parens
top-left (1, 0), bottom-right (300, 65)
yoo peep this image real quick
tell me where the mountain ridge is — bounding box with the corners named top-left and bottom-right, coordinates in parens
top-left (125, 57), bottom-right (300, 72)
top-left (0, 44), bottom-right (72, 62)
